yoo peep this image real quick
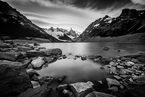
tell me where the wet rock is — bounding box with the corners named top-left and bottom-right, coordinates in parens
top-left (56, 76), bottom-right (66, 83)
top-left (61, 55), bottom-right (67, 59)
top-left (31, 81), bottom-right (40, 88)
top-left (17, 85), bottom-right (56, 97)
top-left (99, 57), bottom-right (111, 65)
top-left (106, 78), bottom-right (121, 87)
top-left (57, 84), bottom-right (68, 92)
top-left (63, 89), bottom-right (75, 97)
top-left (113, 76), bottom-right (122, 81)
top-left (103, 47), bottom-right (110, 51)
top-left (31, 57), bottom-right (45, 69)
top-left (26, 48), bottom-right (62, 58)
top-left (108, 86), bottom-right (119, 92)
top-left (134, 75), bottom-right (145, 83)
top-left (0, 61), bottom-right (32, 97)
top-left (43, 56), bottom-right (57, 63)
top-left (69, 81), bottom-right (94, 97)
top-left (22, 59), bottom-right (33, 68)
top-left (33, 43), bottom-right (40, 46)
top-left (27, 69), bottom-right (39, 81)
top-left (81, 56), bottom-right (87, 61)
top-left (116, 66), bottom-right (124, 69)
top-left (39, 76), bottom-right (53, 86)
top-left (85, 91), bottom-right (115, 97)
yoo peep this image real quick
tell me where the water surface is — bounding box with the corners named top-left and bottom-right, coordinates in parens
top-left (37, 42), bottom-right (145, 86)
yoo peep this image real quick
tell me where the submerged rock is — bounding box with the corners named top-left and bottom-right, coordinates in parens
top-left (69, 81), bottom-right (94, 97)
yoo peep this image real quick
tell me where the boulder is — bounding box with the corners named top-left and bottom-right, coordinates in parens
top-left (0, 61), bottom-right (32, 97)
top-left (69, 81), bottom-right (94, 97)
top-left (106, 78), bottom-right (121, 88)
top-left (27, 69), bottom-right (39, 81)
top-left (0, 52), bottom-right (25, 61)
top-left (43, 56), bottom-right (57, 63)
top-left (39, 76), bottom-right (54, 86)
top-left (85, 91), bottom-right (115, 97)
top-left (31, 57), bottom-right (45, 69)
top-left (56, 76), bottom-right (66, 83)
top-left (26, 48), bottom-right (62, 58)
top-left (17, 85), bottom-right (57, 97)
top-left (57, 84), bottom-right (68, 92)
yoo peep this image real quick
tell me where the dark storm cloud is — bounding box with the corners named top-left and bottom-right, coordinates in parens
top-left (3, 0), bottom-right (145, 32)
top-left (71, 0), bottom-right (145, 10)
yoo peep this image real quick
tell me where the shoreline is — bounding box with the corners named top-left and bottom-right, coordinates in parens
top-left (0, 40), bottom-right (145, 97)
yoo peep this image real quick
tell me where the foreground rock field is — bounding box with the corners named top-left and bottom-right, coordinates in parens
top-left (0, 40), bottom-right (145, 97)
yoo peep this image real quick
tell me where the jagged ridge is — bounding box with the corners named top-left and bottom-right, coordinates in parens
top-left (78, 8), bottom-right (145, 42)
top-left (0, 1), bottom-right (59, 42)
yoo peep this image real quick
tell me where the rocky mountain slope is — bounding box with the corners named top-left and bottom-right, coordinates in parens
top-left (0, 1), bottom-right (59, 42)
top-left (44, 27), bottom-right (80, 41)
top-left (78, 9), bottom-right (145, 42)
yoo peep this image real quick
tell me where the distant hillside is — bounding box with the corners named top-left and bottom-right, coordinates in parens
top-left (44, 27), bottom-right (80, 41)
top-left (78, 9), bottom-right (145, 43)
top-left (0, 1), bottom-right (59, 42)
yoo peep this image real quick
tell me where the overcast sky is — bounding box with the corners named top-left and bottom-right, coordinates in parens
top-left (3, 0), bottom-right (145, 32)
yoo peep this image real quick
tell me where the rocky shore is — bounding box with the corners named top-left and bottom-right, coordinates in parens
top-left (0, 40), bottom-right (145, 97)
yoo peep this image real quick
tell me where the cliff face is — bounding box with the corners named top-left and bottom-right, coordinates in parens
top-left (0, 1), bottom-right (59, 42)
top-left (78, 9), bottom-right (145, 42)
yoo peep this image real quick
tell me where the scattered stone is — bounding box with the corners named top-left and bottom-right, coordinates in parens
top-left (85, 91), bottom-right (115, 97)
top-left (108, 86), bottom-right (119, 92)
top-left (57, 76), bottom-right (66, 83)
top-left (39, 76), bottom-right (53, 86)
top-left (116, 66), bottom-right (124, 69)
top-left (31, 57), bottom-right (45, 69)
top-left (103, 47), bottom-right (110, 51)
top-left (57, 84), bottom-right (68, 92)
top-left (81, 56), bottom-right (87, 61)
top-left (113, 76), bottom-right (122, 81)
top-left (106, 78), bottom-right (121, 87)
top-left (70, 81), bottom-right (94, 97)
top-left (33, 43), bottom-right (40, 46)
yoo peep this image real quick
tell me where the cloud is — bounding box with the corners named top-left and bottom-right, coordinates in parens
top-left (3, 0), bottom-right (145, 32)
top-left (131, 0), bottom-right (145, 5)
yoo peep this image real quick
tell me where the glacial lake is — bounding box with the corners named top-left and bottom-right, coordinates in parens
top-left (35, 43), bottom-right (145, 86)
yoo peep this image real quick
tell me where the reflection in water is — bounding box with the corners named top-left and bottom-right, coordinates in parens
top-left (40, 43), bottom-right (145, 57)
top-left (37, 43), bottom-right (145, 86)
top-left (37, 58), bottom-right (108, 84)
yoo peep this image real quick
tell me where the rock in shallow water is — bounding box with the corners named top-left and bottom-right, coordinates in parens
top-left (31, 57), bottom-right (45, 69)
top-left (26, 48), bottom-right (62, 58)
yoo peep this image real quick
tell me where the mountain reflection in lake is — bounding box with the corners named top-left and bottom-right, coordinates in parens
top-left (36, 42), bottom-right (145, 86)
top-left (40, 43), bottom-right (145, 57)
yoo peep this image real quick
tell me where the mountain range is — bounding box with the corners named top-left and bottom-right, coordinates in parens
top-left (44, 27), bottom-right (80, 42)
top-left (0, 0), bottom-right (59, 42)
top-left (78, 9), bottom-right (145, 43)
